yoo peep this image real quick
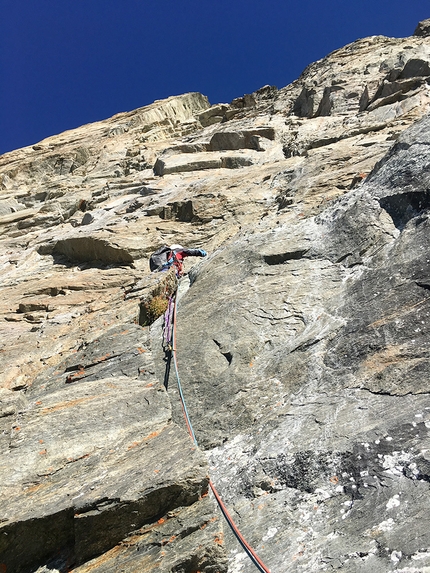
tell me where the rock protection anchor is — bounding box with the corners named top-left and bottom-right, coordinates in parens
top-left (162, 286), bottom-right (272, 573)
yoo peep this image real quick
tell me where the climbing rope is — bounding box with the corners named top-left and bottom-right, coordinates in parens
top-left (166, 289), bottom-right (272, 573)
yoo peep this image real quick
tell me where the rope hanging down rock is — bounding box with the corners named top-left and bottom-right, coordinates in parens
top-left (163, 288), bottom-right (272, 573)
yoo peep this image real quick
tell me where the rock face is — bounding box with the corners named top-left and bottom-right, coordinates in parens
top-left (1, 20), bottom-right (430, 573)
top-left (414, 19), bottom-right (430, 37)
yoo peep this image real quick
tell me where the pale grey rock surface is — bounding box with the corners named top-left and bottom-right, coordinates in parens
top-left (175, 114), bottom-right (430, 572)
top-left (1, 20), bottom-right (430, 573)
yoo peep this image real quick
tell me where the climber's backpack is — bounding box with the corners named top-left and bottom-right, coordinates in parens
top-left (149, 246), bottom-right (172, 272)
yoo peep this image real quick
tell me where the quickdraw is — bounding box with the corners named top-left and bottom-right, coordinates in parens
top-left (162, 296), bottom-right (175, 352)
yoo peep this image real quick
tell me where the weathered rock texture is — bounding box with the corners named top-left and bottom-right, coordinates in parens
top-left (1, 21), bottom-right (430, 573)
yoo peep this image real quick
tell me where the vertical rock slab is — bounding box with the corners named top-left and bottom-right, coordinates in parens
top-left (0, 375), bottom-right (211, 571)
top-left (71, 497), bottom-right (227, 573)
top-left (171, 114), bottom-right (430, 572)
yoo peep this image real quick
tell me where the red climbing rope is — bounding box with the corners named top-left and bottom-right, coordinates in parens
top-left (170, 291), bottom-right (272, 573)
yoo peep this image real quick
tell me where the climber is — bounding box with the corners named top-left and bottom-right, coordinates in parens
top-left (149, 244), bottom-right (207, 277)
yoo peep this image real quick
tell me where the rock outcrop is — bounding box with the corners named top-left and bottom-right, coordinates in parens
top-left (1, 20), bottom-right (430, 573)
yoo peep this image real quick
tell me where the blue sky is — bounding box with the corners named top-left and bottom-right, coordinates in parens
top-left (1, 0), bottom-right (428, 155)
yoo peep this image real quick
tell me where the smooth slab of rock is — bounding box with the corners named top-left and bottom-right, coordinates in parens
top-left (26, 323), bottom-right (159, 394)
top-left (52, 236), bottom-right (134, 265)
top-left (71, 497), bottom-right (228, 573)
top-left (171, 115), bottom-right (430, 572)
top-left (0, 376), bottom-right (209, 571)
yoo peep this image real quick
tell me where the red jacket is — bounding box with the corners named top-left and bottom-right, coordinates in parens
top-left (171, 248), bottom-right (205, 276)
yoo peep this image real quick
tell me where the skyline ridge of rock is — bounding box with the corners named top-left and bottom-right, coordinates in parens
top-left (1, 19), bottom-right (430, 573)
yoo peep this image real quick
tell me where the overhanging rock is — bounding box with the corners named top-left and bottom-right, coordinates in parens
top-left (0, 369), bottom-right (213, 571)
top-left (52, 236), bottom-right (135, 265)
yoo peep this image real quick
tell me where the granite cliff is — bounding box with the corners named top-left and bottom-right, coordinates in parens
top-left (1, 19), bottom-right (430, 573)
